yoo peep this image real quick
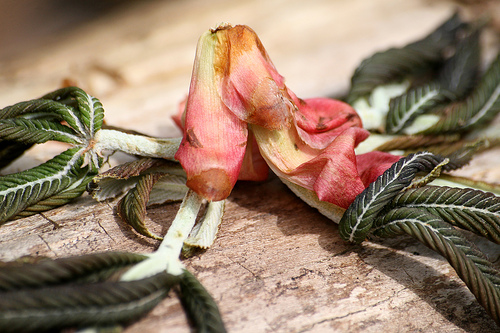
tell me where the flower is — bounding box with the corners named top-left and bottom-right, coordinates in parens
top-left (175, 24), bottom-right (400, 208)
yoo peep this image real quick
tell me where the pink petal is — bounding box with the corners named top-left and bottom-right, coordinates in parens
top-left (294, 97), bottom-right (363, 149)
top-left (219, 25), bottom-right (294, 130)
top-left (356, 151), bottom-right (401, 186)
top-left (175, 27), bottom-right (248, 201)
top-left (280, 127), bottom-right (370, 209)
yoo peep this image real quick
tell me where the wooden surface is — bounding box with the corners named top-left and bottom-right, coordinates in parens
top-left (1, 0), bottom-right (500, 332)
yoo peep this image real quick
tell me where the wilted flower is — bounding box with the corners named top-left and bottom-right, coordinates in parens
top-left (175, 24), bottom-right (400, 208)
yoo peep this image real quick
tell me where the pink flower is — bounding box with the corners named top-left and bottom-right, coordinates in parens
top-left (175, 24), bottom-right (400, 208)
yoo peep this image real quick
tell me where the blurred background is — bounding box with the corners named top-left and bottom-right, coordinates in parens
top-left (0, 0), bottom-right (498, 161)
top-left (1, 1), bottom-right (500, 332)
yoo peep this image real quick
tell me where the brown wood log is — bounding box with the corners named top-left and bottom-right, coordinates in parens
top-left (0, 0), bottom-right (499, 332)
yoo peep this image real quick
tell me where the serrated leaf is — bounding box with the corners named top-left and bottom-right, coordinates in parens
top-left (338, 152), bottom-right (449, 243)
top-left (117, 173), bottom-right (165, 240)
top-left (0, 271), bottom-right (179, 333)
top-left (346, 13), bottom-right (464, 104)
top-left (386, 83), bottom-right (449, 133)
top-left (0, 141), bottom-right (33, 170)
top-left (0, 252), bottom-right (147, 291)
top-left (148, 174), bottom-right (188, 205)
top-left (438, 27), bottom-right (481, 99)
top-left (0, 147), bottom-right (91, 224)
top-left (89, 158), bottom-right (186, 202)
top-left (73, 88), bottom-right (104, 139)
top-left (0, 99), bottom-right (74, 120)
top-left (405, 137), bottom-right (491, 170)
top-left (390, 185), bottom-right (500, 244)
top-left (89, 176), bottom-right (142, 202)
top-left (372, 207), bottom-right (500, 324)
top-left (374, 134), bottom-right (460, 152)
top-left (12, 172), bottom-right (95, 219)
top-left (0, 118), bottom-right (82, 144)
top-left (422, 53), bottom-right (500, 134)
top-left (178, 269), bottom-right (226, 333)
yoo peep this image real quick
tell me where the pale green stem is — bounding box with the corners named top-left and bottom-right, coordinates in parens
top-left (94, 129), bottom-right (181, 160)
top-left (184, 200), bottom-right (225, 249)
top-left (120, 189), bottom-right (203, 281)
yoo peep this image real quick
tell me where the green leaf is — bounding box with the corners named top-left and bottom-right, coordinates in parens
top-left (405, 137), bottom-right (491, 170)
top-left (338, 152), bottom-right (449, 243)
top-left (385, 83), bottom-right (449, 134)
top-left (0, 99), bottom-right (75, 120)
top-left (346, 13), bottom-right (464, 104)
top-left (0, 252), bottom-right (147, 291)
top-left (0, 118), bottom-right (82, 144)
top-left (0, 271), bottom-right (179, 333)
top-left (148, 173), bottom-right (189, 205)
top-left (438, 27), bottom-right (481, 99)
top-left (117, 173), bottom-right (165, 240)
top-left (89, 158), bottom-right (187, 203)
top-left (374, 134), bottom-right (460, 152)
top-left (73, 88), bottom-right (104, 139)
top-left (0, 147), bottom-right (93, 224)
top-left (389, 185), bottom-right (500, 244)
top-left (422, 53), bottom-right (500, 134)
top-left (12, 171), bottom-right (95, 219)
top-left (0, 141), bottom-right (33, 170)
top-left (179, 270), bottom-right (226, 333)
top-left (372, 207), bottom-right (500, 324)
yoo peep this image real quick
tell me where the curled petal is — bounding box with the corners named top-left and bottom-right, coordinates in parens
top-left (219, 25), bottom-right (293, 130)
top-left (356, 151), bottom-right (402, 186)
top-left (175, 29), bottom-right (248, 201)
top-left (294, 97), bottom-right (363, 149)
top-left (238, 132), bottom-right (269, 181)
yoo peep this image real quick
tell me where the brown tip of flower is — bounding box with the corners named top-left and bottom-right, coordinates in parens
top-left (186, 168), bottom-right (233, 201)
top-left (211, 22), bottom-right (233, 33)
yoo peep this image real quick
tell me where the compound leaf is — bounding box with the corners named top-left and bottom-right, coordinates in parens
top-left (390, 185), bottom-right (500, 244)
top-left (339, 152), bottom-right (449, 243)
top-left (372, 207), bottom-right (500, 324)
top-left (179, 270), bottom-right (226, 333)
top-left (0, 147), bottom-right (92, 224)
top-left (422, 53), bottom-right (500, 134)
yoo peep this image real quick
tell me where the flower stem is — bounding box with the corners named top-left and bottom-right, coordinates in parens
top-left (120, 190), bottom-right (203, 281)
top-left (94, 129), bottom-right (181, 160)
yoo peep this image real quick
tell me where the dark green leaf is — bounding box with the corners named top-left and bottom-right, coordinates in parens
top-left (73, 88), bottom-right (104, 139)
top-left (422, 53), bottom-right (500, 134)
top-left (179, 270), bottom-right (226, 333)
top-left (0, 271), bottom-right (179, 332)
top-left (438, 27), bottom-right (481, 99)
top-left (89, 158), bottom-right (186, 203)
top-left (405, 137), bottom-right (492, 170)
top-left (12, 172), bottom-right (96, 219)
top-left (0, 252), bottom-right (147, 291)
top-left (374, 134), bottom-right (460, 152)
top-left (346, 13), bottom-right (464, 104)
top-left (0, 147), bottom-right (94, 224)
top-left (385, 83), bottom-right (449, 134)
top-left (372, 207), bottom-right (500, 324)
top-left (0, 118), bottom-right (81, 145)
top-left (389, 185), bottom-right (500, 244)
top-left (117, 172), bottom-right (165, 240)
top-left (339, 152), bottom-right (449, 243)
top-left (0, 141), bottom-right (33, 170)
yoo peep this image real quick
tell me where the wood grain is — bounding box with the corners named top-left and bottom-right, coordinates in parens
top-left (1, 0), bottom-right (500, 332)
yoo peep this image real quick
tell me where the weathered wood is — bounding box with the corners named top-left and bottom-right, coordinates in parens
top-left (1, 0), bottom-right (500, 332)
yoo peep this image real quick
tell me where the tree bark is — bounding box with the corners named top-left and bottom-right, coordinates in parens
top-left (0, 0), bottom-right (499, 332)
